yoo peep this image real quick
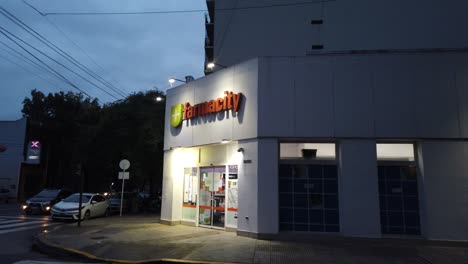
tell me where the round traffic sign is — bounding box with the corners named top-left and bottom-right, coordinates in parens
top-left (119, 159), bottom-right (130, 170)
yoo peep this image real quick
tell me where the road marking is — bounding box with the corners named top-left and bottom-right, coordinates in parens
top-left (0, 219), bottom-right (25, 225)
top-left (14, 261), bottom-right (101, 264)
top-left (0, 215), bottom-right (59, 234)
top-left (0, 223), bottom-right (58, 234)
top-left (0, 221), bottom-right (48, 229)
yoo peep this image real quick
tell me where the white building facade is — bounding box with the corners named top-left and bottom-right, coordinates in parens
top-left (162, 0), bottom-right (468, 241)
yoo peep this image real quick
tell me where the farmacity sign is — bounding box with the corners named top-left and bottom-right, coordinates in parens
top-left (171, 91), bottom-right (243, 128)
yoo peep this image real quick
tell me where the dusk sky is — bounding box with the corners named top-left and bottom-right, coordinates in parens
top-left (0, 0), bottom-right (206, 120)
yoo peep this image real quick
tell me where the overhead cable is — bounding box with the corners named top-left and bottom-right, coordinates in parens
top-left (0, 7), bottom-right (126, 98)
top-left (25, 0), bottom-right (336, 16)
top-left (0, 40), bottom-right (67, 83)
top-left (0, 26), bottom-right (119, 100)
top-left (0, 52), bottom-right (61, 89)
top-left (0, 27), bottom-right (93, 98)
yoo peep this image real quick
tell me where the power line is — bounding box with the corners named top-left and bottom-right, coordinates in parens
top-left (0, 52), bottom-right (61, 89)
top-left (0, 25), bottom-right (119, 100)
top-left (26, 1), bottom-right (336, 16)
top-left (0, 40), bottom-right (66, 84)
top-left (27, 7), bottom-right (128, 96)
top-left (0, 6), bottom-right (126, 98)
top-left (0, 27), bottom-right (93, 98)
top-left (41, 14), bottom-right (128, 96)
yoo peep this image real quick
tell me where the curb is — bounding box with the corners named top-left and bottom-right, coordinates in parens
top-left (33, 232), bottom-right (239, 264)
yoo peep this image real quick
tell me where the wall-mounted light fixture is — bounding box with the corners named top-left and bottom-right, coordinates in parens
top-left (237, 147), bottom-right (244, 153)
top-left (221, 139), bottom-right (230, 144)
top-left (207, 62), bottom-right (227, 70)
top-left (170, 146), bottom-right (182, 150)
top-left (168, 76), bottom-right (195, 87)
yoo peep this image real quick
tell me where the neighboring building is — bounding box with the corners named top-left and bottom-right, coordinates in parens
top-left (205, 0), bottom-right (468, 71)
top-left (0, 118), bottom-right (27, 201)
top-left (162, 0), bottom-right (468, 241)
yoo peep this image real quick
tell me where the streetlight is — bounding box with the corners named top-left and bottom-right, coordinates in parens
top-left (168, 76), bottom-right (195, 87)
top-left (156, 96), bottom-right (163, 102)
top-left (168, 78), bottom-right (186, 86)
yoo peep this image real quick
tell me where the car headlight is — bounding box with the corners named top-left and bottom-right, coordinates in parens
top-left (45, 206), bottom-right (51, 211)
top-left (22, 205), bottom-right (28, 210)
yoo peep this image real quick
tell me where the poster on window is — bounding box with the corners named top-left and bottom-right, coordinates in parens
top-left (183, 167), bottom-right (197, 206)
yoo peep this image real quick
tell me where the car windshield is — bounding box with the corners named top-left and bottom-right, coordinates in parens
top-left (36, 190), bottom-right (59, 198)
top-left (63, 194), bottom-right (92, 203)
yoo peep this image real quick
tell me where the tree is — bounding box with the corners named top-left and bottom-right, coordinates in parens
top-left (22, 89), bottom-right (100, 189)
top-left (22, 89), bottom-right (165, 195)
top-left (87, 90), bottom-right (165, 194)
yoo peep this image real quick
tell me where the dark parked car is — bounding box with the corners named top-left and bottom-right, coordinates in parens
top-left (22, 189), bottom-right (72, 214)
top-left (108, 192), bottom-right (130, 214)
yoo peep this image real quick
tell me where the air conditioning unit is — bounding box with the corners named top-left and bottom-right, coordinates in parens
top-left (301, 149), bottom-right (317, 159)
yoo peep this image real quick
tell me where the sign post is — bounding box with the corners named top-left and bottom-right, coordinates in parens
top-left (118, 159), bottom-right (130, 217)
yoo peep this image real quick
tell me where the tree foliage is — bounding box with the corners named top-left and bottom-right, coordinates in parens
top-left (22, 89), bottom-right (165, 194)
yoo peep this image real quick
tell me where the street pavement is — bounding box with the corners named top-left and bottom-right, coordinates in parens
top-left (0, 203), bottom-right (89, 264)
top-left (34, 215), bottom-right (468, 264)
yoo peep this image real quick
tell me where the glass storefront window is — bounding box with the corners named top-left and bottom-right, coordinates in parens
top-left (376, 143), bottom-right (420, 236)
top-left (182, 167), bottom-right (198, 221)
top-left (279, 164), bottom-right (339, 233)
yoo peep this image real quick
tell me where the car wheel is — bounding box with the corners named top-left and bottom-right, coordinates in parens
top-left (84, 210), bottom-right (91, 220)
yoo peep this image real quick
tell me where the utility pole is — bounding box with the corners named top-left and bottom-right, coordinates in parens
top-left (77, 164), bottom-right (83, 227)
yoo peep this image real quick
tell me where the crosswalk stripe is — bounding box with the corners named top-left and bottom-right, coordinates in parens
top-left (0, 221), bottom-right (47, 229)
top-left (0, 215), bottom-right (59, 234)
top-left (0, 215), bottom-right (50, 220)
top-left (0, 223), bottom-right (58, 235)
top-left (0, 219), bottom-right (25, 225)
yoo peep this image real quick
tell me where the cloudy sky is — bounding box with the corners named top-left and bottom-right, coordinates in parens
top-left (0, 0), bottom-right (206, 120)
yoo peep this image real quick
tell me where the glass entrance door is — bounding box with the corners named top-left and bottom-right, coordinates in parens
top-left (199, 167), bottom-right (226, 229)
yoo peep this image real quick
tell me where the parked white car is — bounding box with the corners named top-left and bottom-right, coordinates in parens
top-left (51, 193), bottom-right (109, 221)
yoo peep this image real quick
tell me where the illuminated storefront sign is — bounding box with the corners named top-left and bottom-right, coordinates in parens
top-left (171, 91), bottom-right (243, 128)
top-left (26, 140), bottom-right (41, 164)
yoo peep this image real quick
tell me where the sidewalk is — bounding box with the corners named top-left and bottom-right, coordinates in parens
top-left (34, 215), bottom-right (468, 264)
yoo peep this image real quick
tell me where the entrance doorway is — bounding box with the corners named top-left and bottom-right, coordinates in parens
top-left (199, 167), bottom-right (226, 229)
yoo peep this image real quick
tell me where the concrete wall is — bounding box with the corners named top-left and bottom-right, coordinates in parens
top-left (0, 118), bottom-right (26, 199)
top-left (419, 141), bottom-right (468, 241)
top-left (339, 140), bottom-right (381, 237)
top-left (236, 139), bottom-right (258, 233)
top-left (258, 53), bottom-right (468, 140)
top-left (214, 0), bottom-right (468, 67)
top-left (256, 138), bottom-right (279, 235)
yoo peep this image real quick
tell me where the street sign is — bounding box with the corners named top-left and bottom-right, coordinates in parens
top-left (119, 159), bottom-right (130, 170)
top-left (118, 172), bottom-right (130, 180)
